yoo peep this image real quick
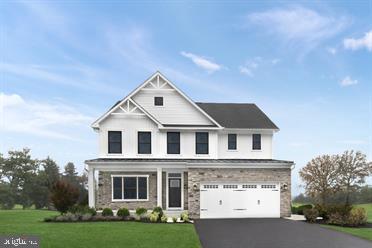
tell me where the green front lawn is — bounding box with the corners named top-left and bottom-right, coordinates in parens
top-left (0, 210), bottom-right (201, 248)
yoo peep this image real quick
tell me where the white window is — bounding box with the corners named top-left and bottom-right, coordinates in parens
top-left (112, 175), bottom-right (149, 201)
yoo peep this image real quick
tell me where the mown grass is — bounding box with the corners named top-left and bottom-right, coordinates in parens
top-left (0, 210), bottom-right (201, 248)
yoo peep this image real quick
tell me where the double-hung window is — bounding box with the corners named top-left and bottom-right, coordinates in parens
top-left (108, 131), bottom-right (122, 154)
top-left (112, 176), bottom-right (148, 201)
top-left (138, 132), bottom-right (151, 154)
top-left (167, 132), bottom-right (180, 154)
top-left (228, 134), bottom-right (237, 150)
top-left (196, 132), bottom-right (209, 154)
top-left (252, 134), bottom-right (261, 150)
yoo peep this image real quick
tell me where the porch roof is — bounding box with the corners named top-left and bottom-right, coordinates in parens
top-left (85, 158), bottom-right (293, 165)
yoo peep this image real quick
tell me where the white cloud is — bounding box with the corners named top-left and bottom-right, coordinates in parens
top-left (340, 76), bottom-right (358, 87)
top-left (0, 93), bottom-right (93, 140)
top-left (180, 51), bottom-right (222, 73)
top-left (247, 6), bottom-right (348, 54)
top-left (327, 47), bottom-right (337, 55)
top-left (239, 66), bottom-right (254, 77)
top-left (344, 30), bottom-right (372, 51)
top-left (239, 57), bottom-right (279, 77)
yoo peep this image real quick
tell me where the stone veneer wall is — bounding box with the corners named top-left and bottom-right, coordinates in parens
top-left (97, 171), bottom-right (157, 210)
top-left (187, 168), bottom-right (291, 219)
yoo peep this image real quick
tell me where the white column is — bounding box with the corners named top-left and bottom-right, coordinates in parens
top-left (88, 167), bottom-right (95, 208)
top-left (157, 167), bottom-right (162, 208)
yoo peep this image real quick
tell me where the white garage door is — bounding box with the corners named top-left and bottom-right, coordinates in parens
top-left (200, 183), bottom-right (280, 218)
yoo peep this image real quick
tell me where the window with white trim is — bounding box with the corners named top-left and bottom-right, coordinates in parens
top-left (112, 176), bottom-right (148, 200)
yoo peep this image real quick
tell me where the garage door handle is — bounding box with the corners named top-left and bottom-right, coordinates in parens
top-left (233, 209), bottom-right (247, 211)
top-left (233, 190), bottom-right (246, 191)
top-left (201, 209), bottom-right (207, 211)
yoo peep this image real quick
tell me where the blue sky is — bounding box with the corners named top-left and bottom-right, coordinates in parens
top-left (1, 0), bottom-right (371, 195)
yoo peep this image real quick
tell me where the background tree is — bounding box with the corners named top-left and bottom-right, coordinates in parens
top-left (337, 150), bottom-right (372, 205)
top-left (41, 157), bottom-right (60, 189)
top-left (50, 180), bottom-right (79, 213)
top-left (63, 162), bottom-right (78, 184)
top-left (299, 155), bottom-right (339, 205)
top-left (0, 148), bottom-right (38, 208)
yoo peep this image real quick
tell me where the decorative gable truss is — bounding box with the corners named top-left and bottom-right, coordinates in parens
top-left (91, 72), bottom-right (222, 129)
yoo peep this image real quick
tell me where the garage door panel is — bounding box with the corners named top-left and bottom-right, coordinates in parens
top-left (200, 183), bottom-right (280, 219)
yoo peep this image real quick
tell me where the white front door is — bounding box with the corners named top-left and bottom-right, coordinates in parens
top-left (200, 183), bottom-right (280, 218)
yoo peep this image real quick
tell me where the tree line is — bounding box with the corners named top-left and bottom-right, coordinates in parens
top-left (299, 150), bottom-right (372, 206)
top-left (0, 148), bottom-right (87, 209)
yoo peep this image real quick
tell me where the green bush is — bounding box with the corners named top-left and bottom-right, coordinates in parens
top-left (102, 208), bottom-right (113, 216)
top-left (152, 206), bottom-right (163, 219)
top-left (136, 207), bottom-right (147, 217)
top-left (69, 205), bottom-right (96, 216)
top-left (160, 215), bottom-right (168, 223)
top-left (304, 208), bottom-right (318, 223)
top-left (291, 206), bottom-right (298, 214)
top-left (297, 204), bottom-right (313, 215)
top-left (117, 208), bottom-right (130, 218)
top-left (348, 208), bottom-right (367, 227)
top-left (149, 212), bottom-right (159, 223)
top-left (180, 212), bottom-right (189, 222)
top-left (172, 217), bottom-right (177, 223)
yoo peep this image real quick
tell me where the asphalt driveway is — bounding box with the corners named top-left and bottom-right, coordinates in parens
top-left (194, 218), bottom-right (372, 248)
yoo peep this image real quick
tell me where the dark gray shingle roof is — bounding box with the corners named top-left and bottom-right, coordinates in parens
top-left (196, 103), bottom-right (279, 129)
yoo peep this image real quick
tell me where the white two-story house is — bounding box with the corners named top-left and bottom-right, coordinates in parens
top-left (86, 72), bottom-right (294, 219)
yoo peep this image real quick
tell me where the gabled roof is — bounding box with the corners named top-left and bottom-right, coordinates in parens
top-left (196, 103), bottom-right (279, 130)
top-left (91, 71), bottom-right (222, 129)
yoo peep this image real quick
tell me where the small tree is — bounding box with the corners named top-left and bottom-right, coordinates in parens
top-left (299, 155), bottom-right (339, 205)
top-left (50, 180), bottom-right (79, 214)
top-left (337, 150), bottom-right (372, 205)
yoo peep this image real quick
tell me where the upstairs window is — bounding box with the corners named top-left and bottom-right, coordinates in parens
top-left (154, 97), bottom-right (163, 106)
top-left (252, 134), bottom-right (261, 150)
top-left (138, 132), bottom-right (151, 154)
top-left (228, 134), bottom-right (237, 150)
top-left (108, 131), bottom-right (122, 154)
top-left (167, 132), bottom-right (180, 154)
top-left (196, 132), bottom-right (209, 154)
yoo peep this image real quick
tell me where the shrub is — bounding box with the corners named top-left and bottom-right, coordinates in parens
top-left (161, 215), bottom-right (168, 223)
top-left (327, 207), bottom-right (367, 227)
top-left (81, 213), bottom-right (93, 221)
top-left (304, 208), bottom-right (318, 223)
top-left (172, 217), bottom-right (177, 223)
top-left (102, 208), bottom-right (113, 216)
top-left (149, 212), bottom-right (159, 223)
top-left (136, 207), bottom-right (147, 217)
top-left (291, 206), bottom-right (298, 214)
top-left (117, 208), bottom-right (130, 218)
top-left (315, 204), bottom-right (352, 220)
top-left (152, 206), bottom-right (163, 219)
top-left (348, 208), bottom-right (367, 227)
top-left (69, 205), bottom-right (96, 216)
top-left (297, 204), bottom-right (313, 215)
top-left (180, 212), bottom-right (189, 222)
top-left (50, 180), bottom-right (79, 214)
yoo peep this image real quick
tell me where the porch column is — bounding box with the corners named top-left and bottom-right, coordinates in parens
top-left (88, 167), bottom-right (95, 208)
top-left (157, 167), bottom-right (162, 208)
